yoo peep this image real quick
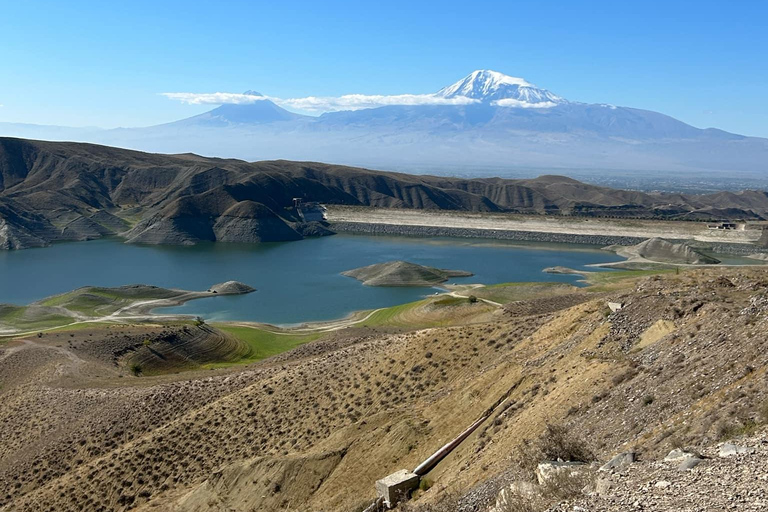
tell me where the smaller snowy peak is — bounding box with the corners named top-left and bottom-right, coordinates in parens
top-left (243, 90), bottom-right (264, 97)
top-left (436, 70), bottom-right (565, 107)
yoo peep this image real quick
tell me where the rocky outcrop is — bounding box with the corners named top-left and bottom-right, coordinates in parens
top-left (342, 260), bottom-right (473, 287)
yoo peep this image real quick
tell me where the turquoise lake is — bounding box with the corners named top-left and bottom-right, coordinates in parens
top-left (0, 234), bottom-right (625, 325)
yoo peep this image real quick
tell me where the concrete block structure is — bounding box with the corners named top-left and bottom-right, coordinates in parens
top-left (375, 469), bottom-right (420, 508)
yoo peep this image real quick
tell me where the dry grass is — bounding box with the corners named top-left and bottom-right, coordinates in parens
top-left (3, 267), bottom-right (768, 511)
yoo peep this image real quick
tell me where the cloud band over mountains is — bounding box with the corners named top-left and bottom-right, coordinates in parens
top-left (161, 92), bottom-right (481, 113)
top-left (160, 93), bottom-right (559, 113)
top-left (161, 72), bottom-right (567, 113)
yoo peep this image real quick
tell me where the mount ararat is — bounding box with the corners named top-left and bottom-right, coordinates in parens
top-left (1, 70), bottom-right (766, 176)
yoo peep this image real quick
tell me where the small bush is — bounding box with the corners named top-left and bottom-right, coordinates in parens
top-left (129, 363), bottom-right (143, 376)
top-left (194, 316), bottom-right (206, 326)
top-left (538, 424), bottom-right (596, 464)
top-left (468, 295), bottom-right (478, 304)
top-left (516, 423), bottom-right (596, 475)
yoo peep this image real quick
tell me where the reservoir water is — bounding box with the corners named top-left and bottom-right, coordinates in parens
top-left (0, 234), bottom-right (624, 325)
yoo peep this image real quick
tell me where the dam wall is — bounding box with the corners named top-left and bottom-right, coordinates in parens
top-left (329, 221), bottom-right (768, 256)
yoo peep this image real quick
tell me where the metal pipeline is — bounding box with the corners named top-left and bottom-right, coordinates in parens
top-left (411, 378), bottom-right (523, 477)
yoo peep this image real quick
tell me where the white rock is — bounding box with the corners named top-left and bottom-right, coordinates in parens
top-left (718, 443), bottom-right (755, 457)
top-left (536, 461), bottom-right (588, 485)
top-left (664, 449), bottom-right (697, 462)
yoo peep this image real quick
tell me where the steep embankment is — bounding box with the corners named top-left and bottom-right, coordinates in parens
top-left (342, 260), bottom-right (473, 286)
top-left (2, 137), bottom-right (768, 249)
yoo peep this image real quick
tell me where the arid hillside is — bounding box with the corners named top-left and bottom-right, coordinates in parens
top-left (3, 137), bottom-right (768, 249)
top-left (1, 268), bottom-right (767, 511)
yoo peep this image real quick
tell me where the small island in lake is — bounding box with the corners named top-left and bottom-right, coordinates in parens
top-left (342, 260), bottom-right (473, 287)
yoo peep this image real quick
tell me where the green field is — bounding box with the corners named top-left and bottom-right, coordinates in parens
top-left (584, 269), bottom-right (675, 292)
top-left (208, 325), bottom-right (322, 368)
top-left (470, 282), bottom-right (572, 304)
top-left (39, 286), bottom-right (179, 317)
top-left (0, 304), bottom-right (75, 332)
top-left (357, 300), bottom-right (425, 327)
top-left (357, 295), bottom-right (494, 329)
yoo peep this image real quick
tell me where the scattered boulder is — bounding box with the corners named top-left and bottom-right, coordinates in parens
top-left (536, 461), bottom-right (588, 485)
top-left (599, 452), bottom-right (636, 471)
top-left (718, 443), bottom-right (755, 458)
top-left (678, 457), bottom-right (704, 471)
top-left (664, 449), bottom-right (699, 462)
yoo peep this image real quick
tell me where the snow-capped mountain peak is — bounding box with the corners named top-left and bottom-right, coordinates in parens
top-left (436, 70), bottom-right (565, 107)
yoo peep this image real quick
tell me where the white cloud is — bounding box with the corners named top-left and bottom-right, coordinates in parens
top-left (279, 94), bottom-right (478, 112)
top-left (160, 92), bottom-right (269, 105)
top-left (162, 91), bottom-right (479, 113)
top-left (492, 98), bottom-right (558, 109)
top-left (162, 91), bottom-right (565, 113)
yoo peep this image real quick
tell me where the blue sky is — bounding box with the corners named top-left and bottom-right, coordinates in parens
top-left (1, 0), bottom-right (766, 136)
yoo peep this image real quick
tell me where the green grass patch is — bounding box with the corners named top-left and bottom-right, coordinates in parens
top-left (207, 325), bottom-right (322, 368)
top-left (357, 299), bottom-right (426, 328)
top-left (470, 282), bottom-right (572, 304)
top-left (432, 296), bottom-right (468, 306)
top-left (0, 304), bottom-right (75, 332)
top-left (585, 269), bottom-right (675, 292)
top-left (38, 286), bottom-right (181, 317)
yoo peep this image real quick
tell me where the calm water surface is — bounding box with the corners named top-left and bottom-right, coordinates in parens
top-left (0, 235), bottom-right (624, 325)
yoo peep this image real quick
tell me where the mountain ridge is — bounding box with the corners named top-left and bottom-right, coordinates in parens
top-left (1, 137), bottom-right (768, 250)
top-left (2, 71), bottom-right (766, 175)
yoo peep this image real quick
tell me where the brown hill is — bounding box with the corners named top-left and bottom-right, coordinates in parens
top-left (2, 137), bottom-right (768, 249)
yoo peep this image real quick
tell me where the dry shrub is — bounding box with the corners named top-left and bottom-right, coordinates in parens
top-left (515, 423), bottom-right (596, 476)
top-left (397, 491), bottom-right (460, 512)
top-left (496, 468), bottom-right (596, 512)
